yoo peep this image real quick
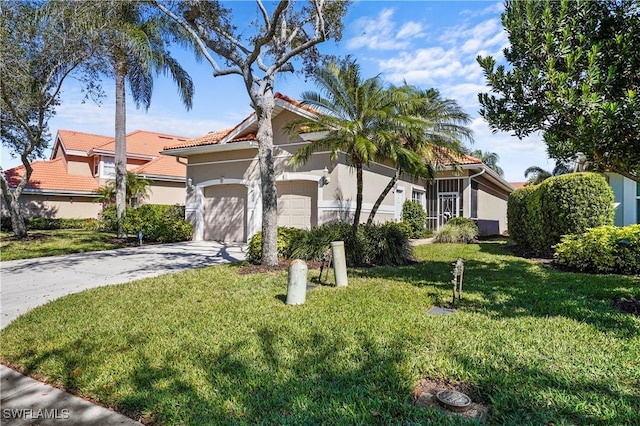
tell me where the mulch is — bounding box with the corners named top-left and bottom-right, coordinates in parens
top-left (238, 260), bottom-right (324, 275)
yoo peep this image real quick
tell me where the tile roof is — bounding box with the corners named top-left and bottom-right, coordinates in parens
top-left (510, 181), bottom-right (527, 189)
top-left (133, 155), bottom-right (186, 178)
top-left (4, 158), bottom-right (100, 193)
top-left (164, 92), bottom-right (318, 151)
top-left (95, 130), bottom-right (189, 156)
top-left (163, 128), bottom-right (233, 150)
top-left (428, 146), bottom-right (483, 167)
top-left (57, 130), bottom-right (113, 153)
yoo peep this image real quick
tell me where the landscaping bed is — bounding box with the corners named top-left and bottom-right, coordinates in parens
top-left (1, 241), bottom-right (638, 424)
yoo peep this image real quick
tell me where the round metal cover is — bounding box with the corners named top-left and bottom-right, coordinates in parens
top-left (436, 390), bottom-right (472, 412)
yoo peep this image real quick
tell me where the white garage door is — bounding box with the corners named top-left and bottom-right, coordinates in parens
top-left (277, 181), bottom-right (316, 229)
top-left (203, 184), bottom-right (246, 242)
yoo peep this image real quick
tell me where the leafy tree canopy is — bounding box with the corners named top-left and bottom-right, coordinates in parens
top-left (478, 0), bottom-right (640, 182)
top-left (1, 0), bottom-right (103, 237)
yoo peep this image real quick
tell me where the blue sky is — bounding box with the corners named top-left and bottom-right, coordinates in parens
top-left (1, 0), bottom-right (551, 183)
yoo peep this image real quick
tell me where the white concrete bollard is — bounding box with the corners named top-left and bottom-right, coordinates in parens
top-left (286, 259), bottom-right (308, 305)
top-left (330, 241), bottom-right (348, 287)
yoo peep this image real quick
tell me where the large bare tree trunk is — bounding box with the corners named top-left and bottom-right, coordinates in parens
top-left (367, 168), bottom-right (401, 225)
top-left (0, 185), bottom-right (27, 238)
top-left (255, 92), bottom-right (279, 266)
top-left (114, 62), bottom-right (127, 238)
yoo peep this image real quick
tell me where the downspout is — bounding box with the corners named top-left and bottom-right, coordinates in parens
top-left (468, 167), bottom-right (486, 220)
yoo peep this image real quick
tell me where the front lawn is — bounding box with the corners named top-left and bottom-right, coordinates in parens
top-left (0, 229), bottom-right (130, 261)
top-left (1, 241), bottom-right (638, 424)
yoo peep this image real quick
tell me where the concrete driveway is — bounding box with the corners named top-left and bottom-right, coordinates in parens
top-left (1, 240), bottom-right (245, 425)
top-left (1, 240), bottom-right (246, 328)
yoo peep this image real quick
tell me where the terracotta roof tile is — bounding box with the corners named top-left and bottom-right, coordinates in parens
top-left (4, 158), bottom-right (99, 193)
top-left (163, 128), bottom-right (233, 150)
top-left (57, 130), bottom-right (113, 153)
top-left (133, 155), bottom-right (186, 178)
top-left (96, 130), bottom-right (189, 156)
top-left (164, 92), bottom-right (320, 152)
top-left (428, 146), bottom-right (483, 167)
top-left (510, 181), bottom-right (527, 189)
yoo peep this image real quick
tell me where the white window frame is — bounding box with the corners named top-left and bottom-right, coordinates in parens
top-left (411, 187), bottom-right (426, 210)
top-left (101, 157), bottom-right (115, 178)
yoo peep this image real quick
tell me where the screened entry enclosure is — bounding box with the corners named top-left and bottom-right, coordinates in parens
top-left (424, 179), bottom-right (465, 231)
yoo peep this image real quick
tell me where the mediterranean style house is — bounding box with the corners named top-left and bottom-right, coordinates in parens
top-left (2, 130), bottom-right (188, 219)
top-left (162, 93), bottom-right (515, 242)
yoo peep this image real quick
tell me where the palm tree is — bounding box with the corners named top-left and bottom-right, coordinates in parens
top-left (367, 87), bottom-right (473, 224)
top-left (524, 160), bottom-right (571, 185)
top-left (96, 172), bottom-right (151, 208)
top-left (469, 149), bottom-right (504, 176)
top-left (97, 3), bottom-right (194, 237)
top-left (286, 57), bottom-right (395, 235)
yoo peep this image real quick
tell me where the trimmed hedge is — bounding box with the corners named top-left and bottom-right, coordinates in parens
top-left (507, 173), bottom-right (614, 256)
top-left (401, 200), bottom-right (428, 238)
top-left (99, 204), bottom-right (192, 243)
top-left (248, 222), bottom-right (413, 267)
top-left (1, 217), bottom-right (96, 232)
top-left (554, 225), bottom-right (640, 275)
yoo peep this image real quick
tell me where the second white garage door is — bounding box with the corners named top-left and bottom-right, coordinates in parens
top-left (277, 181), bottom-right (316, 229)
top-left (203, 184), bottom-right (247, 242)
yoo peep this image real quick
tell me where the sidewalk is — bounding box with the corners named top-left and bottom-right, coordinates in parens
top-left (1, 366), bottom-right (141, 425)
top-left (1, 241), bottom-right (246, 425)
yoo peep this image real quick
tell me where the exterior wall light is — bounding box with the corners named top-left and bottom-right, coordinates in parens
top-left (322, 167), bottom-right (330, 185)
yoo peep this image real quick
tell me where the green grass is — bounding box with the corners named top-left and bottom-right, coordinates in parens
top-left (0, 229), bottom-right (128, 261)
top-left (1, 241), bottom-right (639, 425)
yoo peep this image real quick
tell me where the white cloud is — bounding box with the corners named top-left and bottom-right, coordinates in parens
top-left (346, 8), bottom-right (425, 50)
top-left (460, 2), bottom-right (504, 18)
top-left (468, 118), bottom-right (549, 182)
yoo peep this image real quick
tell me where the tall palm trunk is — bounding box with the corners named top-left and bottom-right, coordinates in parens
top-left (353, 163), bottom-right (364, 235)
top-left (114, 60), bottom-right (127, 238)
top-left (367, 168), bottom-right (401, 225)
top-left (255, 92), bottom-right (279, 266)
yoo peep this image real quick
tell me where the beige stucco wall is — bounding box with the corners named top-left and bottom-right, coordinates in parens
top-left (476, 176), bottom-right (509, 235)
top-left (66, 155), bottom-right (93, 176)
top-left (1, 194), bottom-right (102, 219)
top-left (146, 181), bottom-right (186, 205)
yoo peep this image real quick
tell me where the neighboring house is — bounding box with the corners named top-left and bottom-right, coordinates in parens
top-left (162, 93), bottom-right (514, 242)
top-left (2, 130), bottom-right (188, 219)
top-left (606, 173), bottom-right (640, 226)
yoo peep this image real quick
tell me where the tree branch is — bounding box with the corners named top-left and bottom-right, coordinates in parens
top-left (154, 1), bottom-right (224, 73)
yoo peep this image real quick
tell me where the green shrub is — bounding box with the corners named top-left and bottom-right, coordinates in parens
top-left (554, 224), bottom-right (640, 275)
top-left (538, 173), bottom-right (614, 253)
top-left (362, 222), bottom-right (413, 265)
top-left (507, 173), bottom-right (614, 256)
top-left (249, 222), bottom-right (412, 267)
top-left (434, 220), bottom-right (478, 243)
top-left (247, 227), bottom-right (305, 264)
top-left (98, 204), bottom-right (192, 243)
top-left (401, 200), bottom-right (427, 238)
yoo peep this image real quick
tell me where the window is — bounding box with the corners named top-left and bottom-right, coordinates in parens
top-left (412, 188), bottom-right (425, 209)
top-left (102, 157), bottom-right (115, 178)
top-left (93, 157), bottom-right (99, 176)
top-left (471, 180), bottom-right (478, 219)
